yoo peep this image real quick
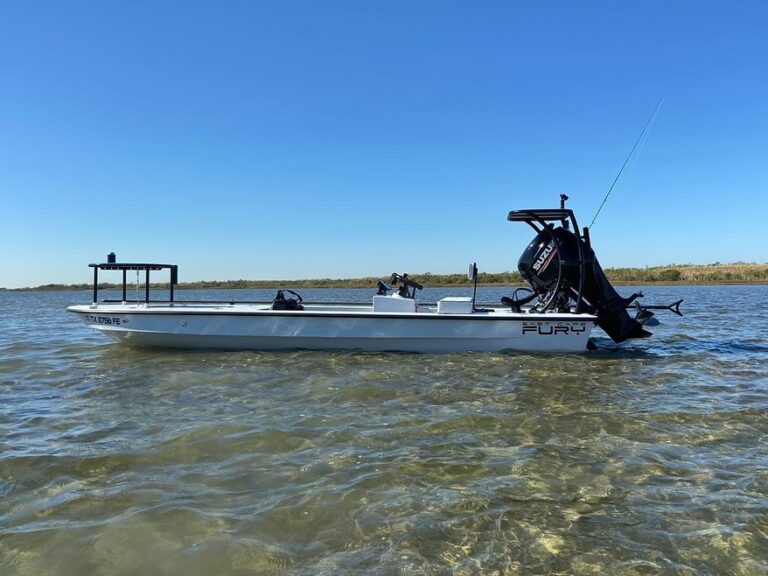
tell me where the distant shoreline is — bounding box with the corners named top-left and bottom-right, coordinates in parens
top-left (6, 263), bottom-right (768, 291)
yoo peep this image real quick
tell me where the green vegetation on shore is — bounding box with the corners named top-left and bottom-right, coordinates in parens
top-left (11, 263), bottom-right (768, 291)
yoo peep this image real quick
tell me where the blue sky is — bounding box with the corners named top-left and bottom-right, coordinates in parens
top-left (1, 1), bottom-right (766, 288)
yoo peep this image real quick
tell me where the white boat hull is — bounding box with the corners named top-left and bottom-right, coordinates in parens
top-left (67, 303), bottom-right (596, 353)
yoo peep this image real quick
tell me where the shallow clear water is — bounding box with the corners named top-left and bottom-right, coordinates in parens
top-left (1, 286), bottom-right (767, 575)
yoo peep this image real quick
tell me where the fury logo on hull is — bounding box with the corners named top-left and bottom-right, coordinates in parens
top-left (522, 323), bottom-right (587, 336)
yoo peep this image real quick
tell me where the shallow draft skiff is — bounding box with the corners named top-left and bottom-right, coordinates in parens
top-left (67, 196), bottom-right (681, 353)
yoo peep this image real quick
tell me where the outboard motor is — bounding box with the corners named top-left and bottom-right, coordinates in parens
top-left (509, 197), bottom-right (651, 343)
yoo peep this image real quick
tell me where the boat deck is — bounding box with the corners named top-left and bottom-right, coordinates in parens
top-left (69, 301), bottom-right (597, 321)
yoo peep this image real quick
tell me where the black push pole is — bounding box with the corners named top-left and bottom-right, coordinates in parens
top-left (92, 266), bottom-right (98, 304)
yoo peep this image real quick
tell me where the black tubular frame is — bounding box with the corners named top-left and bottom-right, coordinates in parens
top-left (89, 262), bottom-right (178, 304)
top-left (506, 204), bottom-right (588, 313)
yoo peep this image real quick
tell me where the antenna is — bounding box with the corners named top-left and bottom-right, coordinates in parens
top-left (589, 96), bottom-right (665, 230)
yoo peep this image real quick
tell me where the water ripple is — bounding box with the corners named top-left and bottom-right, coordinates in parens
top-left (1, 286), bottom-right (768, 574)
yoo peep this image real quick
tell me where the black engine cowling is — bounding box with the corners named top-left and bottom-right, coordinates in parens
top-left (518, 226), bottom-right (651, 343)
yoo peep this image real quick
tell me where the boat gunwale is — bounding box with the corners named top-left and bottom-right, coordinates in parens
top-left (66, 304), bottom-right (597, 322)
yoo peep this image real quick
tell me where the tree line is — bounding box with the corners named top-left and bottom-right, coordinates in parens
top-left (14, 263), bottom-right (768, 291)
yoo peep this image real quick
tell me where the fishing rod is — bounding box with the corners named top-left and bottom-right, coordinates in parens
top-left (589, 96), bottom-right (665, 230)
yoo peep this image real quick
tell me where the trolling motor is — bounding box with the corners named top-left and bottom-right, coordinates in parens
top-left (389, 273), bottom-right (423, 299)
top-left (271, 289), bottom-right (304, 310)
top-left (506, 195), bottom-right (682, 343)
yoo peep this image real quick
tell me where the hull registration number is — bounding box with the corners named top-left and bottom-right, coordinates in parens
top-left (85, 315), bottom-right (125, 325)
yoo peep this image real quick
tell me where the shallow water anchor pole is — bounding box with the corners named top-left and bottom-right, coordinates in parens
top-left (469, 262), bottom-right (479, 311)
top-left (92, 266), bottom-right (98, 304)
